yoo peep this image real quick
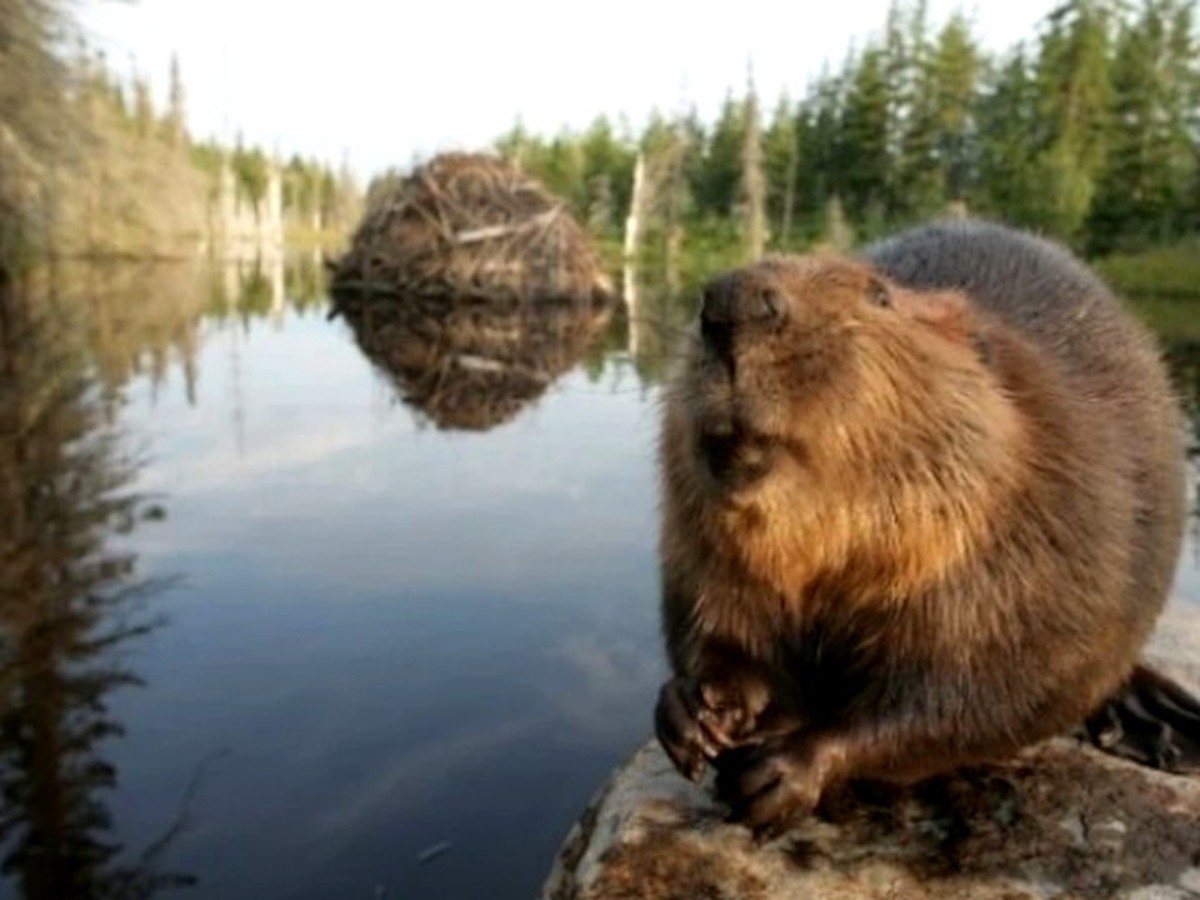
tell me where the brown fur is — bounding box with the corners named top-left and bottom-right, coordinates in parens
top-left (656, 222), bottom-right (1188, 831)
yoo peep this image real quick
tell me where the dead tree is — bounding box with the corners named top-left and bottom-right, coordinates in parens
top-left (741, 86), bottom-right (766, 261)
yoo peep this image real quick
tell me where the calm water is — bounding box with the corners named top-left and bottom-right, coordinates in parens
top-left (1, 259), bottom-right (1197, 900)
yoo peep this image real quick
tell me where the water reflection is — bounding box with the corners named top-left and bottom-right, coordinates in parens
top-left (56, 255), bottom-right (329, 415)
top-left (0, 278), bottom-right (187, 897)
top-left (332, 290), bottom-right (613, 431)
top-left (208, 253), bottom-right (327, 325)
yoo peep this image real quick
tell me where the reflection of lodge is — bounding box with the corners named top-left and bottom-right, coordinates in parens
top-left (334, 292), bottom-right (612, 431)
top-left (0, 280), bottom-right (190, 898)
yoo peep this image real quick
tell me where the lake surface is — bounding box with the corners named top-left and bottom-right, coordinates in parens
top-left (1, 259), bottom-right (1197, 900)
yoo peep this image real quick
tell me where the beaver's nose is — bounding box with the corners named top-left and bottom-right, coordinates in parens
top-left (700, 274), bottom-right (786, 339)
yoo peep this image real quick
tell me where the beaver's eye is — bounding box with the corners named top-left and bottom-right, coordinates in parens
top-left (867, 279), bottom-right (891, 309)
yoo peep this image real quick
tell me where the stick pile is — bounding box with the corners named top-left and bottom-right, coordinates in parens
top-left (330, 153), bottom-right (612, 303)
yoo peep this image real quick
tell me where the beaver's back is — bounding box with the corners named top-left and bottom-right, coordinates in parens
top-left (866, 220), bottom-right (1186, 611)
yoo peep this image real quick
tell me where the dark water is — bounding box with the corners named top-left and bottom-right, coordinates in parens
top-left (0, 259), bottom-right (1197, 900)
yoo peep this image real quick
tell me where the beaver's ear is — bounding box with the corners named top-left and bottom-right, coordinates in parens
top-left (894, 287), bottom-right (982, 350)
top-left (865, 277), bottom-right (892, 309)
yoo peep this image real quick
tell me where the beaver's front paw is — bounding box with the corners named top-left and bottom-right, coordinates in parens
top-left (715, 734), bottom-right (841, 841)
top-left (654, 676), bottom-right (761, 781)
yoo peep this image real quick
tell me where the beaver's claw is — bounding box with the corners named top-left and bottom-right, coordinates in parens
top-left (714, 735), bottom-right (827, 842)
top-left (654, 676), bottom-right (750, 781)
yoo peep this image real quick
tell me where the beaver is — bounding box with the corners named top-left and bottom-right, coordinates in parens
top-left (654, 220), bottom-right (1200, 840)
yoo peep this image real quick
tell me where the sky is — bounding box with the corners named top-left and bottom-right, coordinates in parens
top-left (78, 0), bottom-right (1061, 179)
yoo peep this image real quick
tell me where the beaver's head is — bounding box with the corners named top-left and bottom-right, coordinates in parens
top-left (671, 255), bottom-right (1003, 500)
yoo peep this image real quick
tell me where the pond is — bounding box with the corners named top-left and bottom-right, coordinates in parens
top-left (1, 258), bottom-right (1197, 900)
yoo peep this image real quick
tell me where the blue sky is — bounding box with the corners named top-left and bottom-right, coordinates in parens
top-left (79, 0), bottom-right (1060, 178)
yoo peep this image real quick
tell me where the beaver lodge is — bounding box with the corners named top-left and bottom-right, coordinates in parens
top-left (329, 153), bottom-right (613, 304)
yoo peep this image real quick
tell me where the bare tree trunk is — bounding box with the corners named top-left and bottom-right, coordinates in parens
top-left (945, 199), bottom-right (969, 220)
top-left (822, 195), bottom-right (855, 252)
top-left (623, 153), bottom-right (648, 358)
top-left (741, 90), bottom-right (766, 261)
top-left (623, 153), bottom-right (647, 268)
top-left (662, 127), bottom-right (687, 294)
top-left (663, 171), bottom-right (682, 295)
top-left (665, 225), bottom-right (683, 295)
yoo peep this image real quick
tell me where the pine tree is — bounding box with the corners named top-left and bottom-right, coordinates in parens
top-left (693, 95), bottom-right (745, 218)
top-left (494, 120), bottom-right (535, 167)
top-left (895, 29), bottom-right (943, 220)
top-left (931, 14), bottom-right (983, 206)
top-left (795, 74), bottom-right (842, 238)
top-left (1030, 0), bottom-right (1116, 238)
top-left (1088, 0), bottom-right (1198, 250)
top-left (531, 133), bottom-right (588, 216)
top-left (976, 47), bottom-right (1044, 225)
top-left (763, 96), bottom-right (801, 245)
top-left (885, 0), bottom-right (930, 218)
top-left (580, 116), bottom-right (635, 233)
top-left (839, 46), bottom-right (892, 230)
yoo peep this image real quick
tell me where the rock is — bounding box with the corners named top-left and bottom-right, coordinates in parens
top-left (541, 605), bottom-right (1200, 900)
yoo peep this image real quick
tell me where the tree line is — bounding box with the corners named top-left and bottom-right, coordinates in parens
top-left (0, 0), bottom-right (357, 271)
top-left (488, 0), bottom-right (1199, 262)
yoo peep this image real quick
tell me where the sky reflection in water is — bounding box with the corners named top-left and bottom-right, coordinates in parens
top-left (108, 304), bottom-right (664, 900)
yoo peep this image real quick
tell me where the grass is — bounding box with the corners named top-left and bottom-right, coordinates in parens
top-left (1129, 295), bottom-right (1200, 342)
top-left (1095, 240), bottom-right (1200, 299)
top-left (1093, 241), bottom-right (1200, 341)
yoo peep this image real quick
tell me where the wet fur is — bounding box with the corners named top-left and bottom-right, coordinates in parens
top-left (657, 222), bottom-right (1190, 830)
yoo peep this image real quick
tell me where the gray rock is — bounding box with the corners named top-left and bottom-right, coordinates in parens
top-left (542, 605), bottom-right (1200, 900)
